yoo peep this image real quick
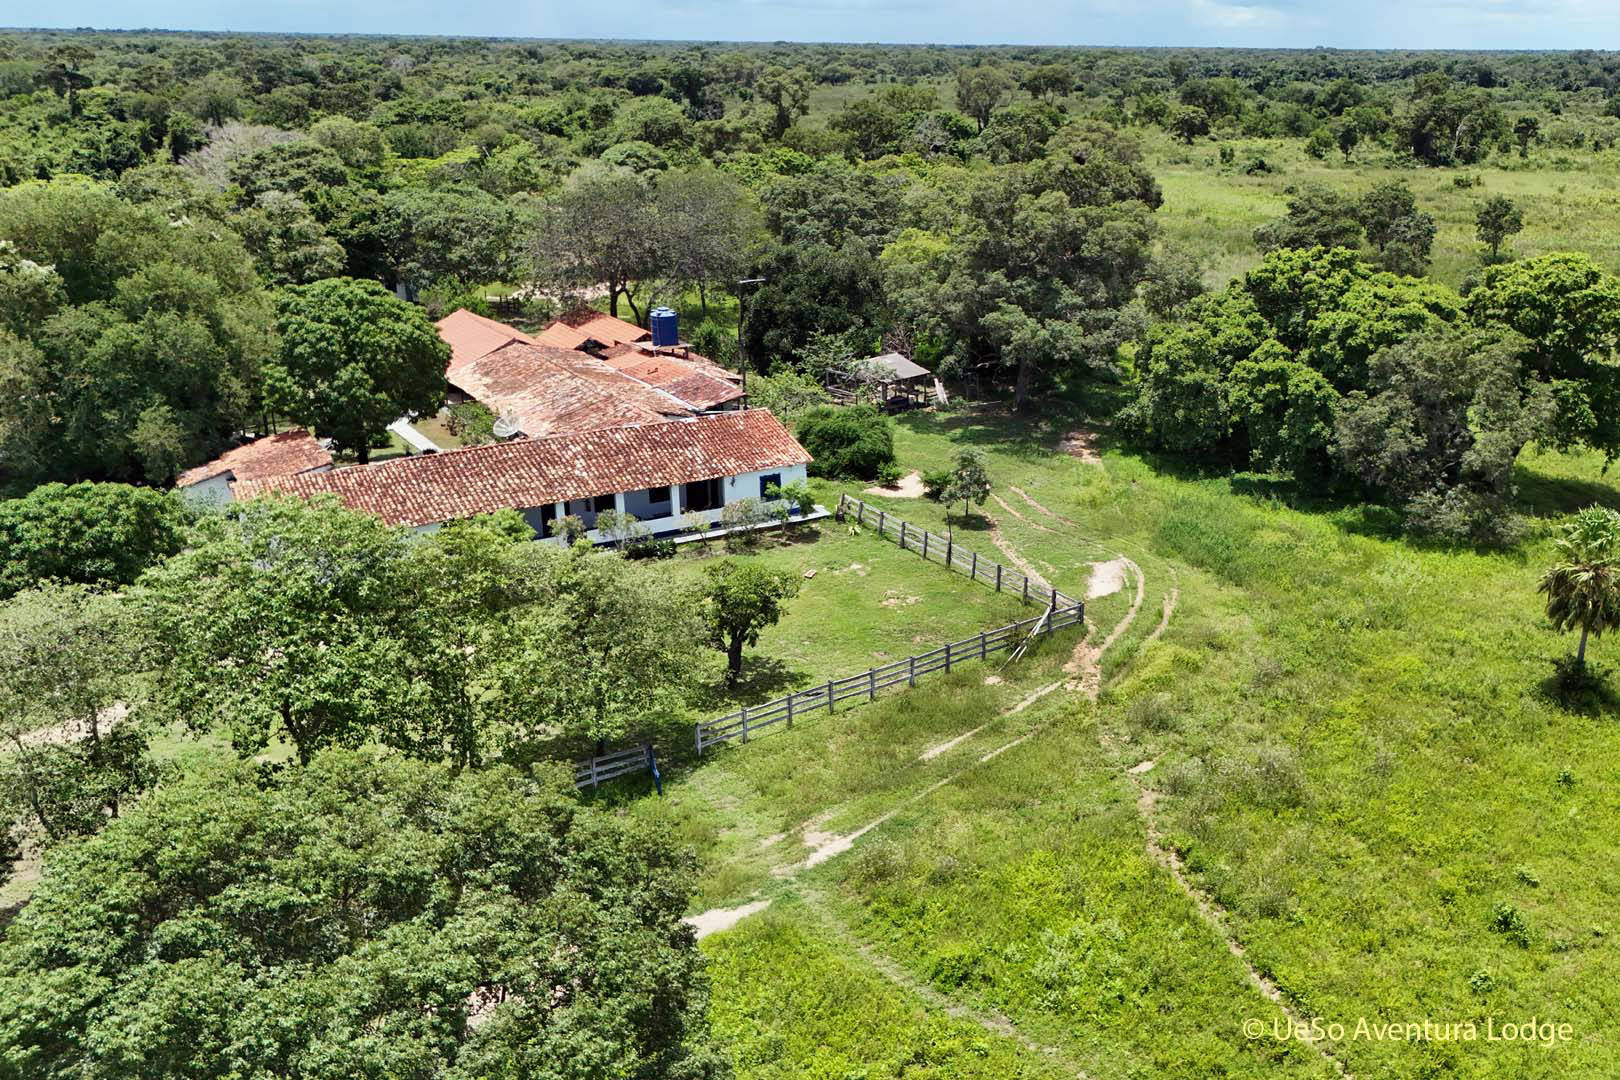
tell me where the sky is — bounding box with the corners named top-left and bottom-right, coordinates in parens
top-left (11, 0), bottom-right (1620, 49)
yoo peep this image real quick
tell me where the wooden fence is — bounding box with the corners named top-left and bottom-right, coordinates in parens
top-left (694, 600), bottom-right (1082, 755)
top-left (574, 742), bottom-right (659, 791)
top-left (574, 496), bottom-right (1088, 783)
top-left (836, 494), bottom-right (1078, 609)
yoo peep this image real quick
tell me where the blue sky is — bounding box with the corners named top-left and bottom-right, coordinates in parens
top-left (14, 0), bottom-right (1620, 49)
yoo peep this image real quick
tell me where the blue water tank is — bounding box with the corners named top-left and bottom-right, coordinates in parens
top-left (650, 306), bottom-right (679, 347)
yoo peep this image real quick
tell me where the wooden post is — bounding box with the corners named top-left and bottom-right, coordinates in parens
top-left (944, 640), bottom-right (952, 673)
top-left (878, 510), bottom-right (886, 536)
top-left (741, 704), bottom-right (749, 744)
top-left (899, 520), bottom-right (907, 550)
top-left (980, 630), bottom-right (987, 659)
top-left (696, 724), bottom-right (703, 756)
top-left (869, 668), bottom-right (876, 701)
top-left (857, 501), bottom-right (866, 526)
top-left (786, 693), bottom-right (794, 729)
top-left (971, 550), bottom-right (977, 580)
top-left (995, 564), bottom-right (1003, 592)
top-left (908, 654), bottom-right (916, 687)
top-left (827, 680), bottom-right (835, 713)
top-left (1022, 577), bottom-right (1029, 603)
top-left (946, 535), bottom-right (953, 568)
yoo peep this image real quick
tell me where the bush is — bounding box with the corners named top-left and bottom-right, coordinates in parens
top-left (626, 537), bottom-right (676, 560)
top-left (922, 468), bottom-right (953, 501)
top-left (796, 404), bottom-right (896, 480)
top-left (875, 461), bottom-right (903, 487)
top-left (444, 400), bottom-right (497, 445)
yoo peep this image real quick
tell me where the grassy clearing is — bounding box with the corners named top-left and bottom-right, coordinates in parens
top-left (640, 400), bottom-right (1620, 1079)
top-left (1142, 129), bottom-right (1620, 291)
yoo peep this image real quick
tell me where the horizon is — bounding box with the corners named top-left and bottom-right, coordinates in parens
top-left (6, 0), bottom-right (1620, 52)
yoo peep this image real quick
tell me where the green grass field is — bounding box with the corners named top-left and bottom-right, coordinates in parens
top-left (594, 402), bottom-right (1620, 1079)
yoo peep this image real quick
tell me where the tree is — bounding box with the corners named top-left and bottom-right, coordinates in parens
top-left (1335, 121), bottom-right (1362, 160)
top-left (756, 66), bottom-right (811, 139)
top-left (0, 177), bottom-right (272, 484)
top-left (379, 188), bottom-right (528, 299)
top-left (1514, 115), bottom-right (1541, 158)
top-left (0, 584), bottom-right (155, 847)
top-left (140, 496), bottom-right (427, 765)
top-left (1021, 63), bottom-right (1073, 102)
top-left (1539, 506), bottom-right (1620, 667)
top-left (0, 751), bottom-right (727, 1080)
top-left (531, 164), bottom-right (657, 321)
top-left (1464, 252), bottom-right (1620, 457)
top-left (1403, 72), bottom-right (1507, 166)
top-left (702, 559), bottom-right (800, 684)
top-left (653, 166), bottom-right (761, 316)
top-left (231, 190), bottom-right (345, 285)
top-left (955, 66), bottom-right (1014, 133)
top-left (265, 277), bottom-right (448, 463)
top-left (941, 448), bottom-right (992, 523)
top-left (1167, 105), bottom-right (1210, 144)
top-left (0, 482), bottom-right (189, 600)
top-left (1253, 184), bottom-right (1364, 252)
top-left (1334, 327), bottom-right (1551, 543)
top-left (1476, 195), bottom-right (1525, 263)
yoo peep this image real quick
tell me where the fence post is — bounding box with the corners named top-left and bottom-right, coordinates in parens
top-left (899, 520), bottom-right (907, 550)
top-left (980, 630), bottom-right (987, 659)
top-left (786, 693), bottom-right (794, 729)
top-left (946, 535), bottom-right (953, 568)
top-left (971, 550), bottom-right (977, 580)
top-left (696, 723), bottom-right (703, 756)
top-left (869, 668), bottom-right (876, 701)
top-left (1022, 577), bottom-right (1029, 603)
top-left (922, 531), bottom-right (928, 560)
top-left (827, 679), bottom-right (835, 713)
top-left (877, 510), bottom-right (885, 536)
top-left (908, 654), bottom-right (916, 687)
top-left (741, 704), bottom-right (749, 744)
top-left (995, 564), bottom-right (1003, 592)
top-left (944, 640), bottom-right (952, 673)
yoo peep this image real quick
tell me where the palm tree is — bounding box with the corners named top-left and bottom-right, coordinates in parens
top-left (1539, 506), bottom-right (1620, 667)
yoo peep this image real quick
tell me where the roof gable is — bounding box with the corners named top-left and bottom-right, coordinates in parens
top-left (175, 430), bottom-right (332, 488)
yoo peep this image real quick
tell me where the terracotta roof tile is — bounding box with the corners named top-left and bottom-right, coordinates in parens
top-left (448, 341), bottom-right (692, 438)
top-left (175, 430), bottom-right (332, 488)
top-left (556, 311), bottom-right (650, 346)
top-left (435, 309), bottom-right (535, 380)
top-left (596, 348), bottom-right (745, 410)
top-left (236, 411), bottom-right (812, 529)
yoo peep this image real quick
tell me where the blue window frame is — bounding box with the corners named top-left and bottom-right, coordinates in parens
top-left (758, 473), bottom-right (782, 499)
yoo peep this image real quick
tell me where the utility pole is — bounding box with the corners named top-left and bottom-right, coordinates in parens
top-left (736, 277), bottom-right (766, 397)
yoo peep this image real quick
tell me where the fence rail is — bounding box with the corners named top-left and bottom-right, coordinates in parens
top-left (573, 742), bottom-right (658, 790)
top-left (695, 600), bottom-right (1083, 754)
top-left (836, 494), bottom-right (1077, 609)
top-left (579, 496), bottom-right (1089, 783)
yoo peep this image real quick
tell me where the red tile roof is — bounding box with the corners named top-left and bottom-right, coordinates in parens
top-left (448, 341), bottom-right (693, 438)
top-left (597, 345), bottom-right (745, 410)
top-left (556, 310), bottom-right (650, 346)
top-left (534, 320), bottom-right (592, 349)
top-left (175, 430), bottom-right (332, 488)
top-left (235, 410), bottom-right (813, 529)
top-left (435, 309), bottom-right (535, 380)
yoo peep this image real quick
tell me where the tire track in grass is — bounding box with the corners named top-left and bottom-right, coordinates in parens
top-left (799, 886), bottom-right (1093, 1079)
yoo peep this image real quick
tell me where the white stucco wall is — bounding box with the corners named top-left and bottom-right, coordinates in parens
top-left (176, 472), bottom-right (234, 509)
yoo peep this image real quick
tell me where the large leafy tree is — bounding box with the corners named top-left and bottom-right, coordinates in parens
top-left (1464, 252), bottom-right (1620, 459)
top-left (0, 751), bottom-right (727, 1080)
top-left (1254, 184), bottom-right (1364, 253)
top-left (0, 177), bottom-right (271, 484)
top-left (652, 166), bottom-right (761, 316)
top-left (139, 495), bottom-right (427, 765)
top-left (531, 163), bottom-right (657, 321)
top-left (0, 481), bottom-right (189, 599)
top-left (266, 276), bottom-right (448, 463)
top-left (1540, 506), bottom-right (1620, 667)
top-left (378, 187), bottom-right (529, 299)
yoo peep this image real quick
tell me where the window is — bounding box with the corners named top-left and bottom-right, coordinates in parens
top-left (592, 493), bottom-right (615, 513)
top-left (647, 486), bottom-right (670, 505)
top-left (758, 473), bottom-right (782, 499)
top-left (684, 476), bottom-right (723, 512)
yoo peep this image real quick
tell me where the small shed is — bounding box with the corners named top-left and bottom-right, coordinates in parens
top-left (828, 353), bottom-right (938, 411)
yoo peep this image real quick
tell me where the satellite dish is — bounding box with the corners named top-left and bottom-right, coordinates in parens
top-left (492, 412), bottom-right (521, 440)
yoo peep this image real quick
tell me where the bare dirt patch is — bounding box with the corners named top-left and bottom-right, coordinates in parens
top-left (1086, 559), bottom-right (1128, 599)
top-left (686, 899), bottom-right (773, 939)
top-left (1058, 428), bottom-right (1102, 465)
top-left (864, 470), bottom-right (925, 498)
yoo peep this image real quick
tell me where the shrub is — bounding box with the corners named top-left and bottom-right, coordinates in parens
top-left (626, 537), bottom-right (676, 560)
top-left (0, 482), bottom-right (190, 600)
top-left (1490, 901), bottom-right (1533, 947)
top-left (444, 400), bottom-right (496, 445)
top-left (922, 468), bottom-right (953, 501)
top-left (796, 404), bottom-right (896, 480)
